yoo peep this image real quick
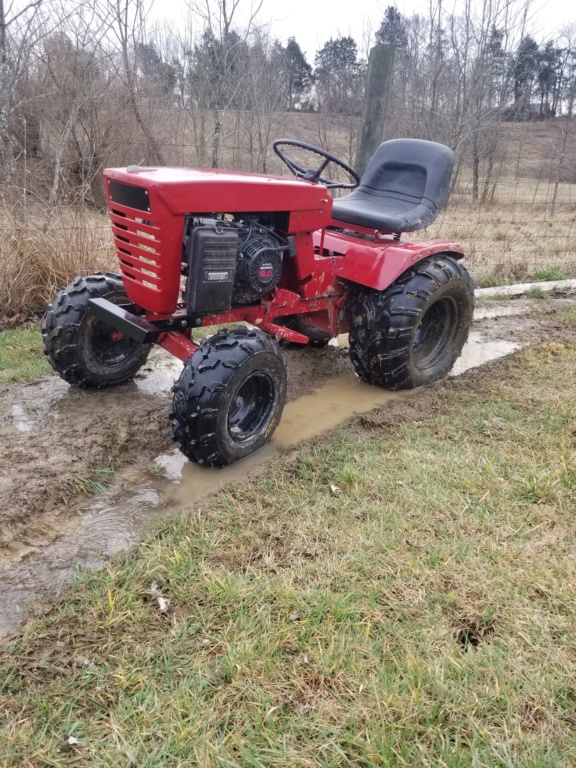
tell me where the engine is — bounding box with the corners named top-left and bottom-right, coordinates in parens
top-left (183, 216), bottom-right (286, 315)
top-left (233, 231), bottom-right (283, 304)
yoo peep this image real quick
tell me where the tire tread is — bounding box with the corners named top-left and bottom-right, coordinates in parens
top-left (348, 255), bottom-right (474, 389)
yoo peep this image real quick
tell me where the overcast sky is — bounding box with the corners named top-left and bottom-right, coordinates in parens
top-left (158, 0), bottom-right (576, 60)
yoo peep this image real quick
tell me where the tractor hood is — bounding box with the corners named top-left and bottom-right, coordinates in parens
top-left (103, 166), bottom-right (333, 219)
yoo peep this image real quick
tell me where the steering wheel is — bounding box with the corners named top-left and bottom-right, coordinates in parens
top-left (273, 139), bottom-right (360, 190)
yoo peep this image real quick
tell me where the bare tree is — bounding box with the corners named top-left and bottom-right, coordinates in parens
top-left (94, 0), bottom-right (167, 164)
top-left (185, 0), bottom-right (263, 168)
top-left (0, 0), bottom-right (47, 181)
top-left (242, 31), bottom-right (285, 172)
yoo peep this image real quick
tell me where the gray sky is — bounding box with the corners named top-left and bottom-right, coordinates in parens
top-left (159, 0), bottom-right (575, 59)
top-left (260, 0), bottom-right (574, 57)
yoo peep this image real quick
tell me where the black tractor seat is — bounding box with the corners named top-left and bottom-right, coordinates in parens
top-left (331, 139), bottom-right (454, 233)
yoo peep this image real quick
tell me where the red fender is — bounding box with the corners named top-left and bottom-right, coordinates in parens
top-left (325, 230), bottom-right (464, 292)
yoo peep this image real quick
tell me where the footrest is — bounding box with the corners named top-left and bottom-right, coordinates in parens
top-left (88, 298), bottom-right (162, 344)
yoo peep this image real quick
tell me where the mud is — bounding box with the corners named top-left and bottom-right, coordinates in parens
top-left (0, 343), bottom-right (349, 557)
top-left (0, 377), bottom-right (406, 637)
top-left (473, 296), bottom-right (576, 321)
top-left (1, 298), bottom-right (575, 638)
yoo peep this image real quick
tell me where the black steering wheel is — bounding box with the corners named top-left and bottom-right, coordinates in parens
top-left (273, 139), bottom-right (360, 190)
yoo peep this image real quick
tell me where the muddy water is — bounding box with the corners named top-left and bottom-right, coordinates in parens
top-left (451, 332), bottom-right (521, 375)
top-left (0, 310), bottom-right (535, 638)
top-left (0, 376), bottom-right (403, 637)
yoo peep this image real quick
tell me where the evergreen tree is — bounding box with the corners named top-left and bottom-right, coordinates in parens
top-left (375, 6), bottom-right (408, 52)
top-left (314, 36), bottom-right (362, 113)
top-left (512, 36), bottom-right (539, 107)
top-left (537, 40), bottom-right (562, 116)
top-left (284, 38), bottom-right (312, 110)
top-left (135, 42), bottom-right (176, 97)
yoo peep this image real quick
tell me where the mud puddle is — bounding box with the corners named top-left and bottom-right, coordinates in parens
top-left (451, 333), bottom-right (522, 375)
top-left (1, 299), bottom-right (575, 638)
top-left (0, 376), bottom-right (403, 637)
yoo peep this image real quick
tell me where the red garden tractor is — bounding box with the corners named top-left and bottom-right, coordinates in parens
top-left (42, 139), bottom-right (474, 467)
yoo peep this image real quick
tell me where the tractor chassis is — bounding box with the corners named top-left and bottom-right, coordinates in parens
top-left (88, 287), bottom-right (347, 362)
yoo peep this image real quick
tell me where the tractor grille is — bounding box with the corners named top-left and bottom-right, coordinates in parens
top-left (109, 207), bottom-right (162, 294)
top-left (105, 175), bottom-right (183, 314)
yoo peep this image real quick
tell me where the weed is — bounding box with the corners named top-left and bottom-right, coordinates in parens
top-left (474, 271), bottom-right (510, 288)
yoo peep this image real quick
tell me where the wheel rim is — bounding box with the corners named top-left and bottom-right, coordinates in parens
top-left (90, 318), bottom-right (140, 365)
top-left (228, 372), bottom-right (275, 442)
top-left (412, 297), bottom-right (458, 373)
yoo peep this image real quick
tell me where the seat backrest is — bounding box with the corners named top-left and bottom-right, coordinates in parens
top-left (360, 139), bottom-right (454, 223)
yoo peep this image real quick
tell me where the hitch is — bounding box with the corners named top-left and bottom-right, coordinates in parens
top-left (88, 298), bottom-right (162, 344)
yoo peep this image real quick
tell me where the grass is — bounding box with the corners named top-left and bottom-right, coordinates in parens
top-left (532, 266), bottom-right (567, 282)
top-left (62, 467), bottom-right (116, 496)
top-left (421, 194), bottom-right (576, 286)
top-left (474, 271), bottom-right (513, 289)
top-left (1, 340), bottom-right (576, 766)
top-left (0, 205), bottom-right (115, 316)
top-left (0, 323), bottom-right (49, 382)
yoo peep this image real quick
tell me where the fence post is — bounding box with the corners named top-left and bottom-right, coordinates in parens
top-left (354, 44), bottom-right (395, 176)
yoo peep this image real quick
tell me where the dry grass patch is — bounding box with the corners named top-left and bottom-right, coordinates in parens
top-left (0, 206), bottom-right (115, 316)
top-left (421, 192), bottom-right (576, 285)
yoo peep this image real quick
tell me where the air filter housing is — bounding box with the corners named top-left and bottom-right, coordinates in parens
top-left (185, 227), bottom-right (238, 314)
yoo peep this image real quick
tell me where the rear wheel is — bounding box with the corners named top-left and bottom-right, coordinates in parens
top-left (348, 254), bottom-right (474, 389)
top-left (42, 272), bottom-right (151, 388)
top-left (169, 326), bottom-right (287, 467)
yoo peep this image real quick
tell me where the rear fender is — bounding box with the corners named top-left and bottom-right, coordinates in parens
top-left (335, 238), bottom-right (464, 292)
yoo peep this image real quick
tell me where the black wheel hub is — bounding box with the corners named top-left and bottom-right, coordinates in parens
top-left (413, 297), bottom-right (459, 373)
top-left (228, 373), bottom-right (275, 442)
top-left (90, 318), bottom-right (139, 365)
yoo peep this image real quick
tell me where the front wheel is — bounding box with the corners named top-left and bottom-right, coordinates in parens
top-left (348, 255), bottom-right (474, 389)
top-left (169, 327), bottom-right (287, 467)
top-left (42, 272), bottom-right (151, 388)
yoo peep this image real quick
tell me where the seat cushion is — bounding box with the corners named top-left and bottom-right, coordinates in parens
top-left (331, 139), bottom-right (454, 233)
top-left (332, 193), bottom-right (438, 232)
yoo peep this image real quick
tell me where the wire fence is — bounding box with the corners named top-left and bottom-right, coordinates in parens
top-left (1, 109), bottom-right (576, 315)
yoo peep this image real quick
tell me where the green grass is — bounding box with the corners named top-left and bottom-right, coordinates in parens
top-left (526, 285), bottom-right (547, 299)
top-left (532, 266), bottom-right (567, 282)
top-left (473, 270), bottom-right (512, 288)
top-left (62, 467), bottom-right (116, 496)
top-left (2, 343), bottom-right (576, 766)
top-left (0, 323), bottom-right (49, 382)
top-left (474, 265), bottom-right (569, 290)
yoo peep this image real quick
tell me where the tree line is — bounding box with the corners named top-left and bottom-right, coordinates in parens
top-left (0, 0), bottom-right (575, 208)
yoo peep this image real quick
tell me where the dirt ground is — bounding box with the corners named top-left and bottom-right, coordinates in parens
top-left (0, 343), bottom-right (350, 555)
top-left (0, 300), bottom-right (575, 560)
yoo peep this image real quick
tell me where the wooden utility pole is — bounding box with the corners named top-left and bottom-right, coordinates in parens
top-left (354, 44), bottom-right (395, 176)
